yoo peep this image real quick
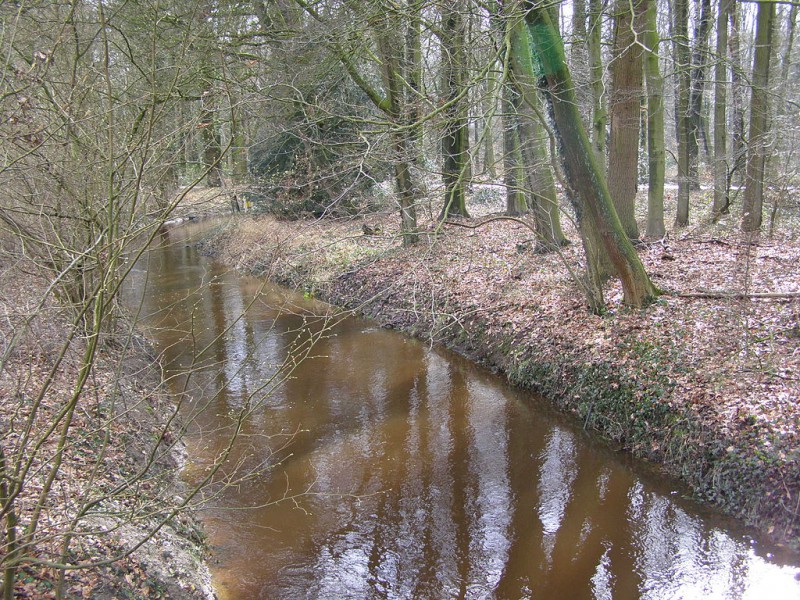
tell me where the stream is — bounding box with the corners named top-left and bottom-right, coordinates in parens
top-left (127, 220), bottom-right (800, 599)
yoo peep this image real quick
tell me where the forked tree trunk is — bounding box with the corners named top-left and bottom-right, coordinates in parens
top-left (524, 3), bottom-right (659, 310)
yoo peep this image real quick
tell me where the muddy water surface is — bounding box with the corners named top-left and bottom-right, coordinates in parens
top-left (128, 221), bottom-right (800, 599)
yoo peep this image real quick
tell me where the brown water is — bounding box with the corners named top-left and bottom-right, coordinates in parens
top-left (127, 221), bottom-right (800, 599)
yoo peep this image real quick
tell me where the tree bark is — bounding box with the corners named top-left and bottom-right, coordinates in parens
top-left (482, 62), bottom-right (499, 178)
top-left (688, 0), bottom-right (713, 187)
top-left (673, 0), bottom-right (691, 227)
top-left (642, 0), bottom-right (665, 238)
top-left (608, 0), bottom-right (646, 240)
top-left (525, 3), bottom-right (659, 310)
top-left (200, 90), bottom-right (222, 187)
top-left (712, 0), bottom-right (731, 220)
top-left (517, 101), bottom-right (568, 251)
top-left (375, 21), bottom-right (420, 243)
top-left (588, 0), bottom-right (607, 172)
top-left (440, 0), bottom-right (470, 219)
top-left (729, 3), bottom-right (747, 187)
top-left (778, 4), bottom-right (798, 118)
top-left (504, 2), bottom-right (567, 248)
top-left (742, 0), bottom-right (777, 233)
top-left (570, 0), bottom-right (592, 127)
top-left (502, 83), bottom-right (528, 216)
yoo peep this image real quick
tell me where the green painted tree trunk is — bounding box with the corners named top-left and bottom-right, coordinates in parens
top-left (505, 3), bottom-right (566, 248)
top-left (525, 3), bottom-right (659, 310)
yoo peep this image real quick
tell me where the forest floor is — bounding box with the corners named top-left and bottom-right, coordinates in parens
top-left (193, 181), bottom-right (800, 554)
top-left (0, 269), bottom-right (215, 598)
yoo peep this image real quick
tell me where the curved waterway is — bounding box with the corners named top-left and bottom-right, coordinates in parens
top-left (128, 220), bottom-right (800, 599)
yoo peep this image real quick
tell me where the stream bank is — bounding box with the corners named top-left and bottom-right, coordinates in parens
top-left (0, 268), bottom-right (215, 599)
top-left (201, 209), bottom-right (800, 554)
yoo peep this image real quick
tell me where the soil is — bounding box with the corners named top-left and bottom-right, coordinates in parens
top-left (0, 268), bottom-right (215, 599)
top-left (197, 183), bottom-right (800, 553)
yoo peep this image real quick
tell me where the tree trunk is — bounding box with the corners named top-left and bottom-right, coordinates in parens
top-left (374, 16), bottom-right (420, 243)
top-left (588, 0), bottom-right (607, 172)
top-left (405, 0), bottom-right (424, 161)
top-left (504, 2), bottom-right (566, 248)
top-left (688, 0), bottom-right (712, 188)
top-left (642, 0), bottom-right (665, 238)
top-left (608, 0), bottom-right (646, 240)
top-left (742, 0), bottom-right (777, 233)
top-left (518, 101), bottom-right (568, 250)
top-left (440, 1), bottom-right (470, 219)
top-left (200, 90), bottom-right (222, 187)
top-left (673, 0), bottom-right (691, 227)
top-left (482, 62), bottom-right (499, 178)
top-left (525, 3), bottom-right (659, 310)
top-left (778, 4), bottom-right (798, 118)
top-left (571, 0), bottom-right (592, 127)
top-left (729, 3), bottom-right (747, 187)
top-left (295, 0), bottom-right (419, 242)
top-left (712, 0), bottom-right (731, 219)
top-left (503, 82), bottom-right (528, 215)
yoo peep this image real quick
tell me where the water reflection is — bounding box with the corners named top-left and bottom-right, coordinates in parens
top-left (126, 221), bottom-right (800, 599)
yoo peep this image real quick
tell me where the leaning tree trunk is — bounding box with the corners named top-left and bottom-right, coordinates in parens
top-left (607, 0), bottom-right (646, 240)
top-left (742, 0), bottom-right (777, 233)
top-left (643, 0), bottom-right (665, 238)
top-left (505, 1), bottom-right (567, 249)
top-left (525, 2), bottom-right (659, 310)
